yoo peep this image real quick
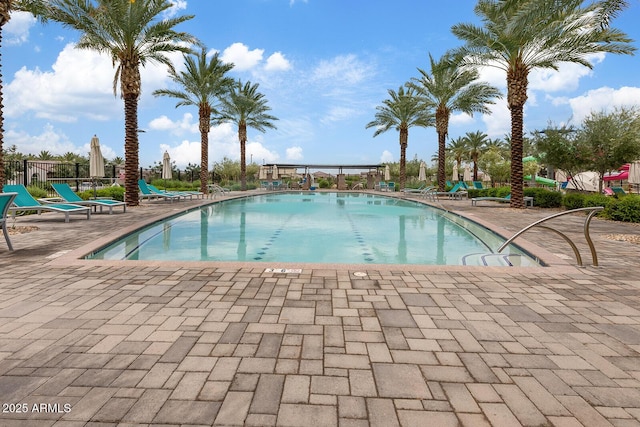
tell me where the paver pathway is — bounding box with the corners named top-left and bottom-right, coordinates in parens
top-left (1, 193), bottom-right (639, 426)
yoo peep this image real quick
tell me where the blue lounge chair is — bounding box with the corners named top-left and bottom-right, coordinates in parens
top-left (473, 181), bottom-right (484, 189)
top-left (52, 183), bottom-right (126, 214)
top-left (1, 192), bottom-right (18, 250)
top-left (147, 184), bottom-right (198, 200)
top-left (433, 182), bottom-right (468, 200)
top-left (138, 180), bottom-right (180, 202)
top-left (4, 184), bottom-right (91, 222)
top-left (611, 186), bottom-right (626, 195)
top-left (471, 194), bottom-right (533, 207)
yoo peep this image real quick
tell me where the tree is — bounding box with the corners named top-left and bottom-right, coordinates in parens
top-left (23, 0), bottom-right (197, 206)
top-left (463, 131), bottom-right (489, 181)
top-left (452, 0), bottom-right (636, 208)
top-left (214, 81), bottom-right (278, 190)
top-left (366, 86), bottom-right (434, 190)
top-left (153, 48), bottom-right (234, 194)
top-left (532, 123), bottom-right (583, 182)
top-left (407, 53), bottom-right (501, 191)
top-left (577, 107), bottom-right (640, 192)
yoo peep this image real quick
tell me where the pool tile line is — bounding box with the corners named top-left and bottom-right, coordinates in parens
top-left (253, 213), bottom-right (295, 261)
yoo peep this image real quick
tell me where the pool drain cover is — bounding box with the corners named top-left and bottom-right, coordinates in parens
top-left (353, 272), bottom-right (367, 277)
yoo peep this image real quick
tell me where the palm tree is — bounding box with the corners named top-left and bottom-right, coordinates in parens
top-left (407, 53), bottom-right (501, 191)
top-left (452, 0), bottom-right (636, 208)
top-left (25, 0), bottom-right (197, 206)
top-left (153, 48), bottom-right (234, 195)
top-left (214, 80), bottom-right (278, 190)
top-left (366, 86), bottom-right (434, 190)
top-left (463, 131), bottom-right (489, 181)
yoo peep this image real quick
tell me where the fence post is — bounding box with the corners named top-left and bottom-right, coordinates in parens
top-left (75, 162), bottom-right (81, 192)
top-left (22, 160), bottom-right (28, 186)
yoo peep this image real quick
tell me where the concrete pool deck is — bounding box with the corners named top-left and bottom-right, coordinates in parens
top-left (1, 191), bottom-right (639, 426)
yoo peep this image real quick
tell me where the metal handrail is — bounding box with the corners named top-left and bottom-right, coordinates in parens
top-left (497, 207), bottom-right (604, 267)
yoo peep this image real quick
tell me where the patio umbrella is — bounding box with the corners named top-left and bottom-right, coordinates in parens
top-left (162, 151), bottom-right (172, 189)
top-left (384, 165), bottom-right (390, 181)
top-left (452, 163), bottom-right (458, 182)
top-left (482, 172), bottom-right (491, 183)
top-left (629, 161), bottom-right (640, 193)
top-left (463, 165), bottom-right (472, 182)
top-left (418, 161), bottom-right (426, 182)
top-left (259, 166), bottom-right (267, 180)
top-left (89, 135), bottom-right (104, 198)
top-left (272, 164), bottom-right (279, 180)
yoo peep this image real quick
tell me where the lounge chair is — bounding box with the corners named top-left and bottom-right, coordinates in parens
top-left (387, 182), bottom-right (395, 192)
top-left (138, 180), bottom-right (180, 202)
top-left (471, 194), bottom-right (534, 207)
top-left (1, 192), bottom-right (18, 250)
top-left (611, 186), bottom-right (626, 195)
top-left (433, 182), bottom-right (468, 200)
top-left (147, 184), bottom-right (196, 200)
top-left (402, 184), bottom-right (429, 195)
top-left (4, 184), bottom-right (91, 222)
top-left (473, 181), bottom-right (484, 189)
top-left (375, 181), bottom-right (388, 191)
top-left (51, 183), bottom-right (126, 214)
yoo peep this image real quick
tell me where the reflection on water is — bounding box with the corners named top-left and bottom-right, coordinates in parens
top-left (88, 193), bottom-right (538, 266)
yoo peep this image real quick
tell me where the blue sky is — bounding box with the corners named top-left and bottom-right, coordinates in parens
top-left (3, 0), bottom-right (640, 169)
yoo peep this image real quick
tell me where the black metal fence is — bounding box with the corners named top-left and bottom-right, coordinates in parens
top-left (3, 160), bottom-right (201, 194)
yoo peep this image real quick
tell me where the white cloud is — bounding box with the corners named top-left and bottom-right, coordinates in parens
top-left (159, 140), bottom-right (200, 167)
top-left (221, 42), bottom-right (264, 71)
top-left (265, 52), bottom-right (292, 72)
top-left (481, 98), bottom-right (512, 138)
top-left (163, 0), bottom-right (188, 18)
top-left (380, 150), bottom-right (394, 163)
top-left (286, 146), bottom-right (303, 160)
top-left (289, 0), bottom-right (308, 5)
top-left (312, 54), bottom-right (374, 85)
top-left (552, 86), bottom-right (640, 123)
top-left (321, 106), bottom-right (359, 124)
top-left (529, 54), bottom-right (605, 93)
top-left (449, 112), bottom-right (475, 126)
top-left (5, 123), bottom-right (115, 160)
top-left (4, 12), bottom-right (36, 46)
top-left (148, 113), bottom-right (199, 136)
top-left (5, 42), bottom-right (181, 122)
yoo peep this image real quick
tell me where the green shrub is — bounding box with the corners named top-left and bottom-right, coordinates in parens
top-left (77, 186), bottom-right (125, 201)
top-left (318, 178), bottom-right (330, 189)
top-left (26, 185), bottom-right (47, 198)
top-left (604, 196), bottom-right (640, 223)
top-left (524, 188), bottom-right (562, 208)
top-left (562, 192), bottom-right (585, 210)
top-left (582, 194), bottom-right (611, 209)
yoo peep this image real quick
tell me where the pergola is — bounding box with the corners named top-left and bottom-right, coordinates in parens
top-left (262, 163), bottom-right (383, 175)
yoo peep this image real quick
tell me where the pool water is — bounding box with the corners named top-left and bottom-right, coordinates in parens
top-left (87, 192), bottom-right (540, 266)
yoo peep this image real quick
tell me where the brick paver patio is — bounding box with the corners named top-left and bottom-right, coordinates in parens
top-left (1, 191), bottom-right (639, 426)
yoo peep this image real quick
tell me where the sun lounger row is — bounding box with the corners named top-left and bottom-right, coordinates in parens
top-left (138, 180), bottom-right (204, 201)
top-left (4, 184), bottom-right (92, 223)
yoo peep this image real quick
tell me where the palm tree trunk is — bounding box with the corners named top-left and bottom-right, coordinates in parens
top-left (437, 131), bottom-right (446, 191)
top-left (124, 94), bottom-right (140, 206)
top-left (199, 106), bottom-right (211, 194)
top-left (436, 107), bottom-right (448, 192)
top-left (239, 123), bottom-right (247, 191)
top-left (507, 64), bottom-right (528, 209)
top-left (399, 127), bottom-right (408, 190)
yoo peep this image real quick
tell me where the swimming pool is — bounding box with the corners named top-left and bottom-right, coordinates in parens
top-left (86, 192), bottom-right (541, 266)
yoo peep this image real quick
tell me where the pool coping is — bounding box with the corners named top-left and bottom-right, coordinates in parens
top-left (46, 191), bottom-right (578, 274)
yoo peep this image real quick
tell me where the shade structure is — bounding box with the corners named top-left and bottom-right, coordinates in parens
top-left (89, 135), bottom-right (104, 178)
top-left (418, 161), bottom-right (426, 181)
top-left (452, 163), bottom-right (458, 182)
top-left (384, 165), bottom-right (390, 181)
top-left (463, 165), bottom-right (472, 182)
top-left (272, 164), bottom-right (279, 180)
top-left (555, 170), bottom-right (568, 183)
top-left (162, 151), bottom-right (172, 180)
top-left (629, 161), bottom-right (640, 193)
